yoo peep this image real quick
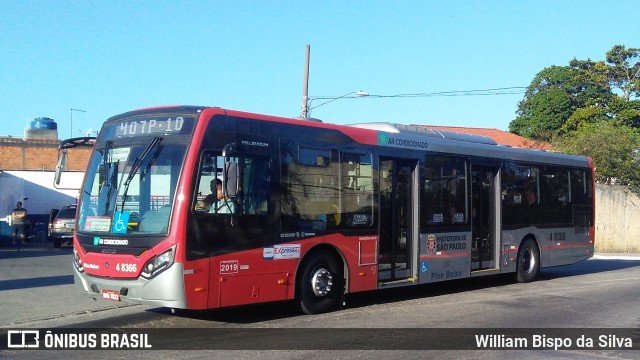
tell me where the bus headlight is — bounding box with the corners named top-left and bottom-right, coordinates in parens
top-left (141, 247), bottom-right (175, 279)
top-left (73, 246), bottom-right (84, 272)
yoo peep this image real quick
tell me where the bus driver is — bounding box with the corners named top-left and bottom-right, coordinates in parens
top-left (209, 179), bottom-right (235, 214)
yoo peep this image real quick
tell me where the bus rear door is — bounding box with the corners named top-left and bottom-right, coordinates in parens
top-left (471, 164), bottom-right (500, 272)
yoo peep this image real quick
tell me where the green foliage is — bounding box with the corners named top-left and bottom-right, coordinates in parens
top-left (560, 105), bottom-right (609, 133)
top-left (610, 98), bottom-right (640, 127)
top-left (553, 122), bottom-right (640, 193)
top-left (510, 45), bottom-right (639, 141)
top-left (509, 65), bottom-right (613, 141)
top-left (605, 45), bottom-right (640, 100)
top-left (512, 44), bottom-right (640, 194)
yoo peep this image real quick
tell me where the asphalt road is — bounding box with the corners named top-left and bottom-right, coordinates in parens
top-left (1, 245), bottom-right (639, 359)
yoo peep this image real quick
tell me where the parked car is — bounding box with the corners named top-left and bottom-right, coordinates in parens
top-left (48, 204), bottom-right (77, 248)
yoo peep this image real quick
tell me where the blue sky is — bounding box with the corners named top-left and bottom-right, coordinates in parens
top-left (1, 1), bottom-right (639, 138)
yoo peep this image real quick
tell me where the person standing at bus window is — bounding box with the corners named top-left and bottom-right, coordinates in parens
top-left (448, 168), bottom-right (458, 198)
top-left (210, 179), bottom-right (236, 214)
top-left (556, 184), bottom-right (569, 205)
top-left (524, 182), bottom-right (536, 205)
top-left (11, 201), bottom-right (27, 246)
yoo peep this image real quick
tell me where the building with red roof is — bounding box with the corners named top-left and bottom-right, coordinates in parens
top-left (411, 125), bottom-right (552, 150)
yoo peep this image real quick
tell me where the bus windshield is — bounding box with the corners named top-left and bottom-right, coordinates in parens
top-left (78, 139), bottom-right (187, 236)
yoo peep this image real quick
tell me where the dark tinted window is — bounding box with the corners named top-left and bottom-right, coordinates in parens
top-left (538, 166), bottom-right (571, 224)
top-left (502, 162), bottom-right (589, 226)
top-left (421, 155), bottom-right (468, 227)
top-left (501, 161), bottom-right (539, 226)
top-left (57, 207), bottom-right (77, 219)
top-left (571, 169), bottom-right (593, 205)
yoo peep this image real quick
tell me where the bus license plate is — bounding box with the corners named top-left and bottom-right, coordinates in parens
top-left (101, 289), bottom-right (120, 302)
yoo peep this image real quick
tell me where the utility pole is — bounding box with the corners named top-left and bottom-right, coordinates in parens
top-left (300, 44), bottom-right (310, 118)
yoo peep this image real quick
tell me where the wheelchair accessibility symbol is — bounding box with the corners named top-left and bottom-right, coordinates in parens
top-left (112, 211), bottom-right (131, 234)
top-left (421, 261), bottom-right (428, 273)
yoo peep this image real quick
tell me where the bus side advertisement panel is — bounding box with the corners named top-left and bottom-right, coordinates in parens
top-left (418, 232), bottom-right (471, 284)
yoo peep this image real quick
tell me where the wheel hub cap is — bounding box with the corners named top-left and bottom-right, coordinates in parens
top-left (311, 268), bottom-right (333, 297)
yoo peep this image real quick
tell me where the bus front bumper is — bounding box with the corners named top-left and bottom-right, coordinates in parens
top-left (73, 262), bottom-right (188, 309)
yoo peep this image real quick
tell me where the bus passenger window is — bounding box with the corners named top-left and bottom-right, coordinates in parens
top-left (341, 153), bottom-right (373, 227)
top-left (421, 156), bottom-right (467, 227)
top-left (239, 156), bottom-right (270, 215)
top-left (524, 182), bottom-right (536, 205)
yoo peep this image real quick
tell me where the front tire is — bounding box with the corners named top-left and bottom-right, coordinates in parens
top-left (516, 238), bottom-right (540, 283)
top-left (298, 250), bottom-right (344, 315)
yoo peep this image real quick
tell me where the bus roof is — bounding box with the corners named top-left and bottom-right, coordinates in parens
top-left (104, 105), bottom-right (591, 169)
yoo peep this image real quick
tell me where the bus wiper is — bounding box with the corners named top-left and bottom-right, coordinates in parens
top-left (119, 137), bottom-right (163, 211)
top-left (102, 159), bottom-right (119, 216)
top-left (102, 140), bottom-right (113, 187)
top-left (98, 140), bottom-right (117, 216)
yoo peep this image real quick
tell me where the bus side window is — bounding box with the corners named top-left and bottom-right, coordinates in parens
top-left (421, 156), bottom-right (467, 227)
top-left (194, 152), bottom-right (217, 212)
top-left (194, 151), bottom-right (271, 216)
top-left (240, 156), bottom-right (270, 215)
top-left (341, 153), bottom-right (373, 228)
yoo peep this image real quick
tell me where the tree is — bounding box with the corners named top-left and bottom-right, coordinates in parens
top-left (554, 122), bottom-right (640, 193)
top-left (509, 66), bottom-right (578, 141)
top-left (509, 65), bottom-right (613, 141)
top-left (605, 45), bottom-right (640, 101)
top-left (560, 105), bottom-right (608, 134)
top-left (567, 58), bottom-right (614, 107)
top-left (509, 45), bottom-right (640, 140)
top-left (609, 98), bottom-right (640, 128)
top-left (513, 45), bottom-right (640, 194)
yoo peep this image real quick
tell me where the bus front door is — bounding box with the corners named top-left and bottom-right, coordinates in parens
top-left (379, 158), bottom-right (418, 282)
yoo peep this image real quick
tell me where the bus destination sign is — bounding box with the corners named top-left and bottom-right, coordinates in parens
top-left (115, 116), bottom-right (196, 137)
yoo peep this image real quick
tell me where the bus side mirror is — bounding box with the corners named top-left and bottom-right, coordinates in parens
top-left (54, 136), bottom-right (95, 189)
top-left (224, 161), bottom-right (238, 198)
top-left (54, 151), bottom-right (67, 187)
top-left (222, 143), bottom-right (237, 157)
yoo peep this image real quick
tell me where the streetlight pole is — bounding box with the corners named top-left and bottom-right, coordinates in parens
top-left (300, 44), bottom-right (311, 118)
top-left (307, 91), bottom-right (369, 117)
top-left (298, 44), bottom-right (368, 117)
top-left (70, 108), bottom-right (87, 137)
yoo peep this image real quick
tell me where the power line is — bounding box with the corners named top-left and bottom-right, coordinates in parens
top-left (312, 86), bottom-right (527, 100)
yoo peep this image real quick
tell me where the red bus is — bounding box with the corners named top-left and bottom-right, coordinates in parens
top-left (61, 106), bottom-right (595, 314)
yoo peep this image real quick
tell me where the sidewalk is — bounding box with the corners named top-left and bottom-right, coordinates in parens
top-left (593, 252), bottom-right (640, 260)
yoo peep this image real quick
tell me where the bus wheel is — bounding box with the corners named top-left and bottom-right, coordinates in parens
top-left (298, 250), bottom-right (344, 315)
top-left (516, 238), bottom-right (540, 283)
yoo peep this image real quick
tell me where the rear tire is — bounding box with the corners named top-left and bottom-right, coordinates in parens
top-left (298, 250), bottom-right (344, 315)
top-left (516, 238), bottom-right (540, 283)
top-left (52, 237), bottom-right (61, 249)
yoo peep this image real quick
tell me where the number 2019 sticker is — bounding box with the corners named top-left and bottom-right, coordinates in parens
top-left (220, 260), bottom-right (239, 274)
